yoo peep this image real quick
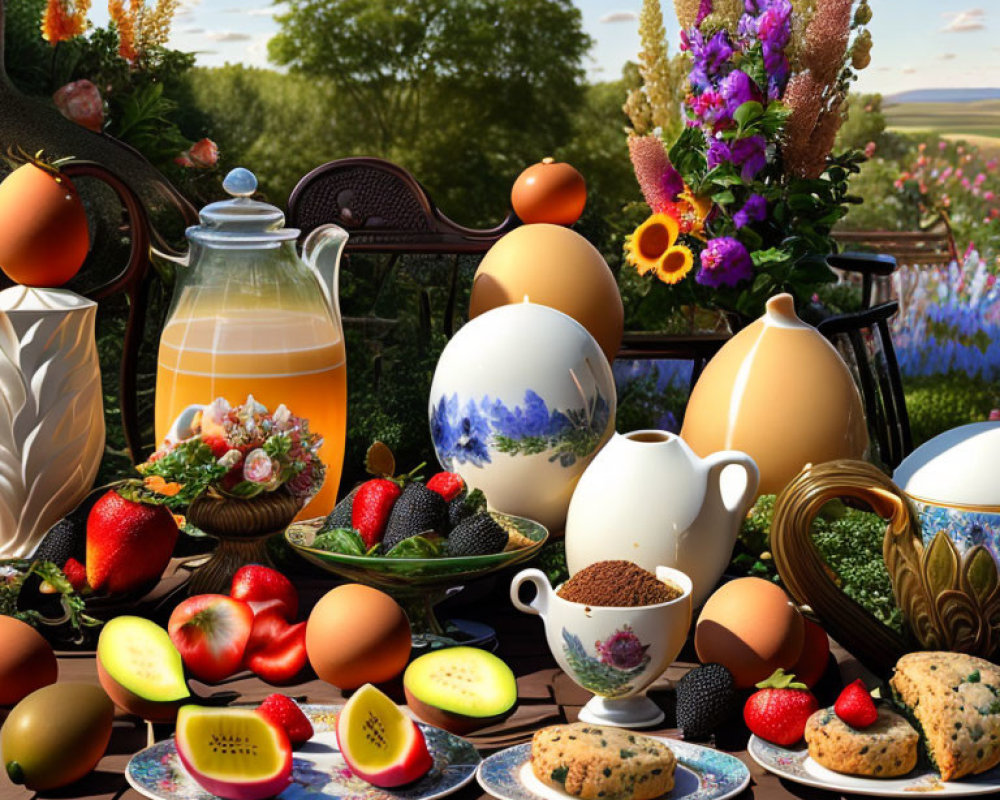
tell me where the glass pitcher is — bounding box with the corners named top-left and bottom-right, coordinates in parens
top-left (155, 168), bottom-right (348, 517)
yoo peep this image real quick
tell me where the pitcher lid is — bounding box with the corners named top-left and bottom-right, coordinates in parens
top-left (893, 421), bottom-right (1000, 506)
top-left (188, 168), bottom-right (298, 245)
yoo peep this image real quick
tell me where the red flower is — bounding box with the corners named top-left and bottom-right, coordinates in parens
top-left (52, 79), bottom-right (104, 132)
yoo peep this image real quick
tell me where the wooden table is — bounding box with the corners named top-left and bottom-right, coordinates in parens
top-left (0, 566), bottom-right (874, 800)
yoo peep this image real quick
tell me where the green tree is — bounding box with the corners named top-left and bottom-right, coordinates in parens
top-left (269, 0), bottom-right (592, 225)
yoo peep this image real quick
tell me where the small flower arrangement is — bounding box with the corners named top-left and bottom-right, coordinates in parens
top-left (624, 0), bottom-right (873, 321)
top-left (138, 396), bottom-right (325, 507)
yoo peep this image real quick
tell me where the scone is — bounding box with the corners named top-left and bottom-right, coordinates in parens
top-left (530, 723), bottom-right (676, 800)
top-left (890, 651), bottom-right (1000, 781)
top-left (804, 707), bottom-right (919, 777)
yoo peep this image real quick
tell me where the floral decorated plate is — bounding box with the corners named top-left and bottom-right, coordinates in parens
top-left (126, 705), bottom-right (481, 800)
top-left (477, 739), bottom-right (750, 800)
top-left (748, 735), bottom-right (1000, 797)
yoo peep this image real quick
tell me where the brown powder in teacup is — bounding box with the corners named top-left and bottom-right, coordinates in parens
top-left (557, 560), bottom-right (682, 607)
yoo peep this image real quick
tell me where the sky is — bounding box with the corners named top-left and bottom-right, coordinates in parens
top-left (84, 1), bottom-right (1000, 97)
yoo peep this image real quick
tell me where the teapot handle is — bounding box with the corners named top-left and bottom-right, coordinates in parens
top-left (770, 459), bottom-right (915, 673)
top-left (510, 568), bottom-right (552, 616)
top-left (703, 450), bottom-right (759, 516)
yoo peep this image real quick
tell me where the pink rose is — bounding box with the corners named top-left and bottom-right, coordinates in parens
top-left (52, 80), bottom-right (104, 132)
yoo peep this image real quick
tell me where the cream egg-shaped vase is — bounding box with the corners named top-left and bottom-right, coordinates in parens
top-left (681, 293), bottom-right (868, 497)
top-left (468, 223), bottom-right (624, 365)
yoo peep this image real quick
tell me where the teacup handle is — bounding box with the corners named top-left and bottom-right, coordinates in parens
top-left (510, 568), bottom-right (552, 616)
top-left (770, 459), bottom-right (915, 673)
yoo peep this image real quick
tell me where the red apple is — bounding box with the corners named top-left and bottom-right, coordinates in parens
top-left (244, 605), bottom-right (308, 684)
top-left (168, 594), bottom-right (254, 683)
top-left (790, 617), bottom-right (831, 688)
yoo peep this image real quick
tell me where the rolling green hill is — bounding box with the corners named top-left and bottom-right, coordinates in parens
top-left (885, 100), bottom-right (1000, 152)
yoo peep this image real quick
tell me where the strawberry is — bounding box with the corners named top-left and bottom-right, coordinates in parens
top-left (351, 479), bottom-right (402, 548)
top-left (201, 434), bottom-right (231, 459)
top-left (834, 679), bottom-right (878, 728)
top-left (230, 564), bottom-right (299, 621)
top-left (426, 472), bottom-right (465, 502)
top-left (247, 620), bottom-right (308, 684)
top-left (62, 557), bottom-right (88, 593)
top-left (257, 694), bottom-right (314, 748)
top-left (743, 669), bottom-right (819, 746)
top-left (86, 485), bottom-right (179, 594)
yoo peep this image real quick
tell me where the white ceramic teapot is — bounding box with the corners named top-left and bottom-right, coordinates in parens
top-left (564, 430), bottom-right (759, 607)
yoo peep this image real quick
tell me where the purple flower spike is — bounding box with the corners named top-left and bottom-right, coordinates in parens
top-left (733, 194), bottom-right (767, 228)
top-left (732, 135), bottom-right (767, 181)
top-left (687, 29), bottom-right (733, 91)
top-left (721, 69), bottom-right (763, 116)
top-left (697, 237), bottom-right (754, 288)
top-left (696, 0), bottom-right (713, 25)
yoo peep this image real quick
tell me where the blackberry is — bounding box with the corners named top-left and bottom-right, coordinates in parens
top-left (322, 485), bottom-right (359, 531)
top-left (383, 482), bottom-right (448, 550)
top-left (675, 663), bottom-right (739, 740)
top-left (31, 492), bottom-right (96, 565)
top-left (446, 512), bottom-right (507, 556)
top-left (447, 488), bottom-right (486, 531)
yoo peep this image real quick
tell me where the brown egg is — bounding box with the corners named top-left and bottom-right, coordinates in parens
top-left (0, 615), bottom-right (58, 706)
top-left (694, 577), bottom-right (805, 689)
top-left (511, 158), bottom-right (587, 226)
top-left (305, 584), bottom-right (411, 690)
top-left (469, 224), bottom-right (624, 364)
top-left (681, 293), bottom-right (868, 497)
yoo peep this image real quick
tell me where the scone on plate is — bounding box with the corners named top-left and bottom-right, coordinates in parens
top-left (804, 707), bottom-right (919, 778)
top-left (890, 651), bottom-right (1000, 781)
top-left (530, 723), bottom-right (676, 800)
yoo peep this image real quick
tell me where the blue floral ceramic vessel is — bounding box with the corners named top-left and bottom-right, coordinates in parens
top-left (429, 302), bottom-right (615, 531)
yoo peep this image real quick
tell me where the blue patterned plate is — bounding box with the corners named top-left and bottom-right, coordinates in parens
top-left (748, 735), bottom-right (1000, 797)
top-left (125, 704), bottom-right (481, 800)
top-left (477, 739), bottom-right (750, 800)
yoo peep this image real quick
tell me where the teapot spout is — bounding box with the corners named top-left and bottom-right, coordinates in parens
top-left (302, 224), bottom-right (349, 317)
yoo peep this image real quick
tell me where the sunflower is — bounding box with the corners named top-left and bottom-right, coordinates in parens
top-left (625, 213), bottom-right (695, 285)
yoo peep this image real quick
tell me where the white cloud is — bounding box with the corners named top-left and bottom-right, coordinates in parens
top-left (901, 66), bottom-right (918, 74)
top-left (247, 5), bottom-right (287, 16)
top-left (942, 9), bottom-right (986, 32)
top-left (939, 52), bottom-right (957, 60)
top-left (179, 27), bottom-right (204, 34)
top-left (600, 11), bottom-right (638, 24)
top-left (203, 31), bottom-right (254, 42)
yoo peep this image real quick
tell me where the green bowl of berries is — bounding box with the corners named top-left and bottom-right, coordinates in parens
top-left (284, 445), bottom-right (548, 644)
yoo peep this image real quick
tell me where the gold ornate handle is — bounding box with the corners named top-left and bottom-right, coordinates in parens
top-left (770, 459), bottom-right (915, 675)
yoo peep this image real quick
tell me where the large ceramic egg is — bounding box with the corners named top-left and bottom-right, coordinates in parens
top-left (468, 224), bottom-right (624, 364)
top-left (430, 302), bottom-right (616, 532)
top-left (681, 293), bottom-right (868, 497)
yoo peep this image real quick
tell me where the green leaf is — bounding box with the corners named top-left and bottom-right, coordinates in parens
top-left (385, 534), bottom-right (444, 558)
top-left (733, 100), bottom-right (763, 128)
top-left (712, 189), bottom-right (736, 205)
top-left (751, 247), bottom-right (791, 267)
top-left (312, 527), bottom-right (366, 556)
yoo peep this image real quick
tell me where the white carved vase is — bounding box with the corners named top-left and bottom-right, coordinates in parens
top-left (0, 287), bottom-right (105, 558)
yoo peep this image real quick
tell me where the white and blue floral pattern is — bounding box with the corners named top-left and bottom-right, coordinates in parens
top-left (126, 705), bottom-right (480, 800)
top-left (914, 501), bottom-right (1000, 566)
top-left (430, 389), bottom-right (612, 470)
top-left (477, 740), bottom-right (749, 800)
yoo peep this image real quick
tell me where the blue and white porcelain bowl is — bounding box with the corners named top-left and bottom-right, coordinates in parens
top-left (893, 421), bottom-right (1000, 561)
top-left (429, 301), bottom-right (615, 532)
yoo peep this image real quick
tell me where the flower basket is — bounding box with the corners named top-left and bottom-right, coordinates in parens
top-left (186, 489), bottom-right (301, 594)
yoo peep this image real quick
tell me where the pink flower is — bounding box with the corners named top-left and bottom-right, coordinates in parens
top-left (938, 141), bottom-right (948, 151)
top-left (990, 409), bottom-right (1000, 422)
top-left (175, 138), bottom-right (219, 168)
top-left (864, 141), bottom-right (877, 158)
top-left (52, 79), bottom-right (104, 132)
top-left (243, 448), bottom-right (275, 484)
top-left (984, 191), bottom-right (995, 201)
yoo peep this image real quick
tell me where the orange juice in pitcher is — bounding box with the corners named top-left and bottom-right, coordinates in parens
top-left (154, 169), bottom-right (349, 516)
